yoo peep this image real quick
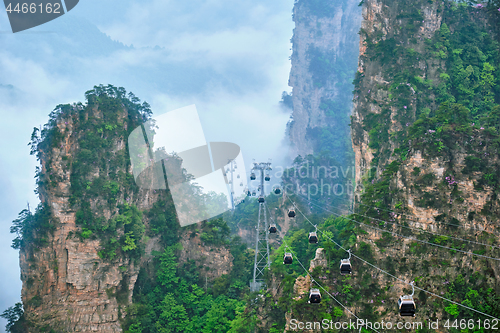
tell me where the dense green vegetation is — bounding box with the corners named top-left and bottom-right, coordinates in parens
top-left (347, 0), bottom-right (500, 330)
top-left (0, 303), bottom-right (24, 333)
top-left (10, 204), bottom-right (54, 250)
top-left (4, 85), bottom-right (264, 333)
top-left (207, 199), bottom-right (362, 333)
top-left (122, 237), bottom-right (254, 333)
top-left (21, 85), bottom-right (153, 257)
top-left (5, 0), bottom-right (500, 332)
top-left (357, 0), bottom-right (500, 211)
top-left (357, 2), bottom-right (499, 167)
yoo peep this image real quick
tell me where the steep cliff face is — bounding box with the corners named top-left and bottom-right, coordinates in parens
top-left (349, 0), bottom-right (500, 324)
top-left (20, 94), bottom-right (147, 332)
top-left (352, 0), bottom-right (500, 228)
top-left (16, 86), bottom-right (234, 332)
top-left (178, 232), bottom-right (233, 280)
top-left (352, 0), bottom-right (444, 192)
top-left (287, 0), bottom-right (362, 167)
top-left (274, 1), bottom-right (500, 330)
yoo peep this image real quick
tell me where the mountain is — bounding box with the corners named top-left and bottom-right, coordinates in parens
top-left (348, 0), bottom-right (500, 323)
top-left (278, 0), bottom-right (500, 329)
top-left (5, 85), bottom-right (244, 332)
top-left (287, 0), bottom-right (361, 168)
top-left (249, 0), bottom-right (500, 331)
top-left (4, 0), bottom-right (500, 332)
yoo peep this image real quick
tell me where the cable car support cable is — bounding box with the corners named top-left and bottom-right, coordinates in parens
top-left (305, 196), bottom-right (498, 236)
top-left (286, 196), bottom-right (500, 321)
top-left (264, 202), bottom-right (372, 328)
top-left (291, 195), bottom-right (500, 262)
top-left (299, 194), bottom-right (500, 251)
top-left (310, 197), bottom-right (499, 236)
top-left (277, 226), bottom-right (380, 332)
top-left (356, 202), bottom-right (499, 235)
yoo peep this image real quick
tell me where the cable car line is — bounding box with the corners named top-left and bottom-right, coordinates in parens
top-left (303, 195), bottom-right (498, 236)
top-left (357, 202), bottom-right (499, 236)
top-left (303, 194), bottom-right (497, 235)
top-left (263, 202), bottom-right (280, 233)
top-left (286, 196), bottom-right (500, 321)
top-left (352, 205), bottom-right (500, 250)
top-left (291, 196), bottom-right (500, 262)
top-left (264, 203), bottom-right (295, 265)
top-left (309, 224), bottom-right (319, 244)
top-left (299, 194), bottom-right (500, 251)
top-left (293, 250), bottom-right (381, 332)
top-left (279, 233), bottom-right (380, 333)
top-left (260, 194), bottom-right (499, 320)
top-left (346, 238), bottom-right (499, 321)
top-left (358, 202), bottom-right (452, 224)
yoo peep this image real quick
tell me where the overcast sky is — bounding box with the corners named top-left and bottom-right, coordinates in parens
top-left (0, 0), bottom-right (294, 330)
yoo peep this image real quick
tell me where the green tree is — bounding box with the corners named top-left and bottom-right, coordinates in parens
top-left (157, 246), bottom-right (180, 289)
top-left (0, 303), bottom-right (23, 332)
top-left (155, 293), bottom-right (189, 332)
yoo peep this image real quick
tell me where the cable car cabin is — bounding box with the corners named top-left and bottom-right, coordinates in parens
top-left (339, 259), bottom-right (352, 275)
top-left (398, 296), bottom-right (416, 317)
top-left (247, 190), bottom-right (251, 196)
top-left (265, 175), bottom-right (271, 181)
top-left (268, 224), bottom-right (277, 233)
top-left (308, 232), bottom-right (318, 244)
top-left (240, 182), bottom-right (243, 186)
top-left (258, 196), bottom-right (265, 203)
top-left (252, 191), bottom-right (256, 196)
top-left (250, 173), bottom-right (256, 180)
top-left (274, 187), bottom-right (281, 195)
top-left (283, 252), bottom-right (293, 264)
top-left (308, 288), bottom-right (321, 303)
top-left (237, 174), bottom-right (240, 179)
top-left (288, 210), bottom-right (296, 218)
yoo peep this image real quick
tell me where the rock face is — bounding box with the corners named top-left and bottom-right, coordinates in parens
top-left (352, 0), bottom-right (444, 193)
top-left (351, 0), bottom-right (500, 226)
top-left (348, 0), bottom-right (500, 324)
top-left (284, 0), bottom-right (500, 327)
top-left (178, 232), bottom-right (233, 280)
top-left (20, 107), bottom-right (141, 332)
top-left (400, 149), bottom-right (500, 234)
top-left (287, 0), bottom-right (361, 164)
top-left (18, 89), bottom-right (234, 332)
top-left (308, 248), bottom-right (327, 271)
top-left (291, 248), bottom-right (327, 296)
